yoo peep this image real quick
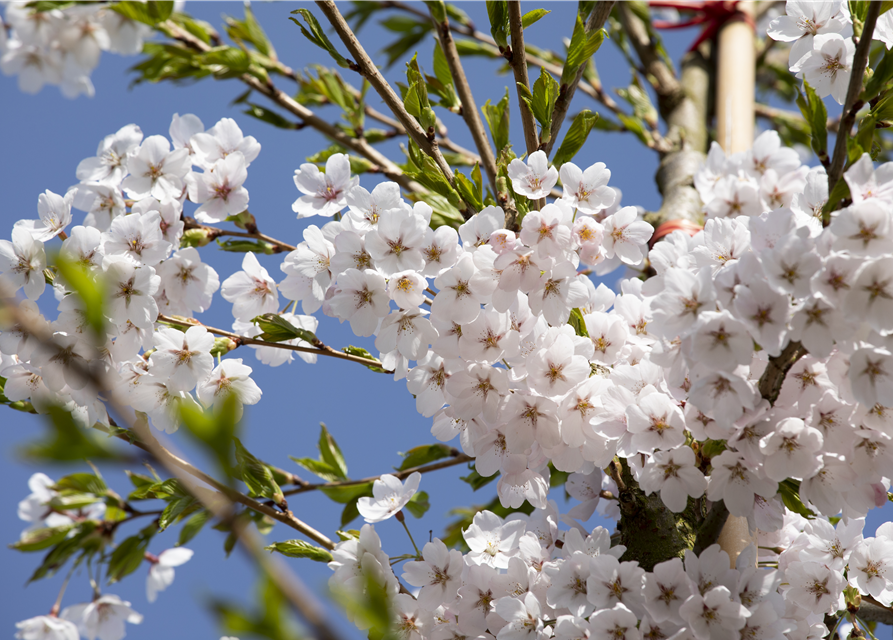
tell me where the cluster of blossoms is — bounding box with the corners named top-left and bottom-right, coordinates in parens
top-left (767, 0), bottom-right (893, 104)
top-left (0, 3), bottom-right (150, 97)
top-left (331, 483), bottom-right (893, 640)
top-left (0, 113), bottom-right (262, 435)
top-left (15, 473), bottom-right (193, 640)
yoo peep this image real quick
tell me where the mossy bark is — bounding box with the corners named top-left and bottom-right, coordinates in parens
top-left (616, 460), bottom-right (706, 572)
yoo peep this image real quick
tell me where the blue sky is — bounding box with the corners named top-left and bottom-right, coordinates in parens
top-left (1, 4), bottom-right (889, 640)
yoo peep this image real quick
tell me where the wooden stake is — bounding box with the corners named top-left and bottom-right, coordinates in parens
top-left (715, 1), bottom-right (758, 569)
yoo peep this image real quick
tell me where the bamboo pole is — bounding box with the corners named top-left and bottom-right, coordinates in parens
top-left (715, 1), bottom-right (758, 569)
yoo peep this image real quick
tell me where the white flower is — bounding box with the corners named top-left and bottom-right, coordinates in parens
top-left (706, 450), bottom-right (777, 517)
top-left (357, 472), bottom-right (421, 523)
top-left (76, 123), bottom-right (143, 184)
top-left (196, 358), bottom-right (262, 417)
top-left (639, 447), bottom-right (707, 513)
top-left (148, 326), bottom-right (215, 393)
top-left (758, 417), bottom-right (824, 481)
top-left (61, 595), bottom-right (143, 640)
top-left (15, 616), bottom-right (79, 640)
top-left (17, 189), bottom-right (74, 242)
top-left (602, 206), bottom-right (653, 264)
top-left (146, 547), bottom-right (194, 603)
top-left (189, 117), bottom-right (260, 169)
top-left (678, 586), bottom-right (750, 640)
top-left (848, 537), bottom-right (893, 606)
top-left (559, 161), bottom-right (616, 214)
top-left (798, 33), bottom-right (854, 104)
top-left (463, 510), bottom-right (526, 569)
top-left (292, 153), bottom-right (357, 218)
top-left (122, 135), bottom-right (191, 202)
top-left (402, 538), bottom-right (463, 609)
top-left (0, 225), bottom-right (47, 300)
top-left (327, 268), bottom-right (390, 337)
top-left (220, 252), bottom-right (279, 322)
top-left (507, 150), bottom-right (558, 199)
top-left (784, 561), bottom-right (846, 614)
top-left (187, 153), bottom-right (250, 223)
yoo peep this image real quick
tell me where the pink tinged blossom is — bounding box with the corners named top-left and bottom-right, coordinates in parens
top-left (829, 200), bottom-right (893, 256)
top-left (402, 538), bottom-right (464, 609)
top-left (688, 370), bottom-right (759, 427)
top-left (459, 310), bottom-right (519, 364)
top-left (76, 124), bottom-right (143, 186)
top-left (357, 472), bottom-right (421, 523)
top-left (345, 181), bottom-right (403, 231)
top-left (463, 510), bottom-right (526, 569)
top-left (220, 252), bottom-right (279, 322)
top-left (844, 153), bottom-right (893, 205)
top-left (0, 225), bottom-right (47, 300)
top-left (848, 537), bottom-right (893, 606)
top-left (527, 261), bottom-right (589, 327)
top-left (387, 270), bottom-right (428, 309)
top-left (767, 1), bottom-right (849, 69)
top-left (156, 248), bottom-right (219, 314)
top-left (704, 175), bottom-right (762, 218)
top-left (687, 311), bottom-right (753, 372)
top-left (101, 210), bottom-right (172, 266)
top-left (706, 450), bottom-right (777, 517)
top-left (406, 353), bottom-right (450, 417)
top-left (559, 161), bottom-right (616, 214)
top-left (122, 135), bottom-right (191, 203)
top-left (789, 296), bottom-right (850, 359)
top-left (327, 268), bottom-right (390, 337)
top-left (784, 561), bottom-right (846, 614)
top-left (626, 392), bottom-right (686, 455)
top-left (189, 117), bottom-right (260, 169)
top-left (365, 208), bottom-right (428, 275)
top-left (798, 33), bottom-right (854, 104)
top-left (849, 347), bottom-right (893, 408)
top-left (732, 280), bottom-right (789, 356)
top-left (585, 554), bottom-right (646, 615)
top-left (431, 254), bottom-right (488, 323)
top-left (458, 205), bottom-right (504, 249)
top-left (196, 358), bottom-right (262, 417)
top-left (146, 547), bottom-right (194, 603)
top-left (678, 586), bottom-right (750, 640)
top-left (584, 312), bottom-right (628, 364)
top-left (587, 603), bottom-right (641, 640)
top-left (519, 203), bottom-right (572, 259)
top-left (758, 417), bottom-right (823, 481)
top-left (103, 257), bottom-right (160, 329)
top-left (61, 594), bottom-right (143, 640)
top-left (14, 189), bottom-right (74, 243)
top-left (527, 333), bottom-right (589, 396)
top-left (602, 206), bottom-right (653, 264)
top-left (639, 447), bottom-right (707, 513)
top-left (446, 363), bottom-right (508, 423)
top-left (149, 326), bottom-right (215, 392)
top-left (420, 225), bottom-right (461, 277)
top-left (545, 551), bottom-right (596, 617)
top-left (502, 393), bottom-right (560, 453)
top-left (292, 153), bottom-right (357, 218)
top-left (642, 557), bottom-right (692, 623)
top-left (15, 616), bottom-right (79, 640)
top-left (187, 153), bottom-right (250, 223)
top-left (507, 150), bottom-right (558, 199)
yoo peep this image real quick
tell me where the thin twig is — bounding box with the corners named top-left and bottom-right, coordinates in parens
top-left (155, 314), bottom-right (394, 373)
top-left (184, 218), bottom-right (297, 253)
top-left (314, 1), bottom-right (476, 215)
top-left (543, 1), bottom-right (615, 157)
top-left (507, 1), bottom-right (540, 158)
top-left (827, 0), bottom-right (881, 212)
top-left (284, 452), bottom-right (473, 497)
top-left (430, 5), bottom-right (499, 194)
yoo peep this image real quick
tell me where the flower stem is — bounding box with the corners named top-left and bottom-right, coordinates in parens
top-left (395, 510), bottom-right (421, 558)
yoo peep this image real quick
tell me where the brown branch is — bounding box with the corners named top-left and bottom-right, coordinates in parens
top-left (757, 340), bottom-right (807, 405)
top-left (507, 1), bottom-right (540, 158)
top-left (859, 598), bottom-right (893, 626)
top-left (692, 501), bottom-right (730, 555)
top-left (314, 1), bottom-right (477, 215)
top-left (284, 452), bottom-right (473, 497)
top-left (155, 314), bottom-right (395, 374)
top-left (160, 20), bottom-right (424, 195)
top-left (827, 0), bottom-right (881, 209)
top-left (184, 218), bottom-right (296, 253)
top-left (542, 1), bottom-right (615, 157)
top-left (430, 5), bottom-right (499, 194)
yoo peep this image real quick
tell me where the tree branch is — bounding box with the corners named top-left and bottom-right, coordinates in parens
top-left (757, 340), bottom-right (807, 405)
top-left (430, 5), bottom-right (499, 194)
top-left (859, 598), bottom-right (893, 626)
top-left (507, 1), bottom-right (540, 158)
top-left (692, 501), bottom-right (730, 555)
top-left (827, 0), bottom-right (881, 209)
top-left (183, 217), bottom-right (297, 253)
top-left (542, 1), bottom-right (615, 157)
top-left (314, 1), bottom-right (477, 215)
top-left (284, 452), bottom-right (473, 497)
top-left (156, 314), bottom-right (395, 374)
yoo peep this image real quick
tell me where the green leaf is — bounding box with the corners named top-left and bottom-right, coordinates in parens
top-left (107, 534), bottom-right (150, 583)
top-left (235, 438), bottom-right (284, 505)
top-left (616, 113), bottom-right (650, 146)
top-left (178, 509), bottom-right (210, 546)
top-left (404, 491), bottom-right (430, 518)
top-left (796, 82), bottom-right (829, 161)
top-left (336, 529), bottom-right (360, 541)
top-left (320, 482), bottom-right (374, 504)
top-left (243, 104), bottom-right (298, 130)
top-left (170, 12), bottom-right (213, 45)
top-left (486, 0), bottom-right (510, 49)
top-left (54, 256), bottom-right (105, 336)
top-left (226, 4), bottom-right (274, 59)
top-left (777, 480), bottom-right (815, 519)
top-left (54, 473), bottom-right (108, 496)
top-left (10, 524), bottom-right (76, 552)
top-left (179, 393), bottom-right (238, 476)
top-left (318, 424), bottom-right (348, 479)
top-left (341, 346), bottom-right (388, 372)
top-left (252, 313), bottom-right (319, 345)
top-left (290, 457), bottom-right (342, 482)
top-left (111, 1), bottom-right (174, 26)
top-left (28, 521), bottom-right (100, 583)
top-left (216, 239), bottom-right (276, 254)
top-left (563, 16), bottom-right (605, 85)
top-left (482, 88), bottom-right (511, 154)
top-left (289, 9), bottom-right (351, 69)
top-left (22, 406), bottom-right (121, 462)
top-left (264, 539), bottom-right (333, 562)
top-left (568, 308), bottom-right (589, 338)
top-left (522, 9), bottom-right (551, 28)
top-left (198, 46), bottom-right (250, 73)
top-left (340, 499), bottom-right (361, 527)
top-left (552, 110), bottom-right (599, 168)
top-left (455, 170), bottom-right (484, 212)
top-left (398, 444), bottom-right (453, 470)
top-left (159, 495), bottom-right (200, 531)
top-left (460, 468), bottom-right (499, 491)
top-left (529, 67), bottom-right (560, 140)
